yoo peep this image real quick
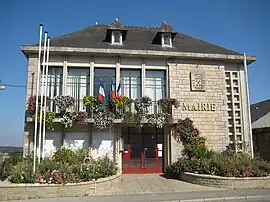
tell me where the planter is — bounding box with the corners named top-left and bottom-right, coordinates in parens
top-left (179, 172), bottom-right (270, 189)
top-left (0, 172), bottom-right (121, 201)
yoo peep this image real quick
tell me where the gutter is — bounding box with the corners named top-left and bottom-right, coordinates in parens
top-left (20, 45), bottom-right (256, 64)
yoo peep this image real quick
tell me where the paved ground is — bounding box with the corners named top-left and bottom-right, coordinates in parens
top-left (4, 188), bottom-right (270, 202)
top-left (95, 174), bottom-right (222, 195)
top-left (2, 174), bottom-right (270, 201)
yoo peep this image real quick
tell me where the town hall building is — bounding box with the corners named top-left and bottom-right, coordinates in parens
top-left (21, 19), bottom-right (256, 173)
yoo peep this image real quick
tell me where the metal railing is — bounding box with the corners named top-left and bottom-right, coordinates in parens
top-left (45, 99), bottom-right (165, 119)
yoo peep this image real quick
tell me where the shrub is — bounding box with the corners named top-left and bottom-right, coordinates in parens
top-left (165, 118), bottom-right (270, 179)
top-left (9, 155), bottom-right (36, 183)
top-left (1, 153), bottom-right (22, 177)
top-left (9, 148), bottom-right (118, 184)
top-left (172, 118), bottom-right (200, 144)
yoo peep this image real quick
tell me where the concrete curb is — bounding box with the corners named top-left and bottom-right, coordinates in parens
top-left (160, 194), bottom-right (270, 202)
top-left (180, 172), bottom-right (270, 189)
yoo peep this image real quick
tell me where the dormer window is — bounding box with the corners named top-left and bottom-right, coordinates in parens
top-left (107, 18), bottom-right (127, 46)
top-left (112, 31), bottom-right (122, 45)
top-left (162, 33), bottom-right (172, 47)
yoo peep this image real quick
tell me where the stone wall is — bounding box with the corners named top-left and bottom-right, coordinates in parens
top-left (168, 60), bottom-right (229, 162)
top-left (180, 172), bottom-right (270, 189)
top-left (0, 173), bottom-right (120, 201)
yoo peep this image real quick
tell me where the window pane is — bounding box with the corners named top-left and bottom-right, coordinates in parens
top-left (41, 67), bottom-right (63, 111)
top-left (67, 68), bottom-right (90, 111)
top-left (94, 68), bottom-right (116, 100)
top-left (145, 70), bottom-right (166, 102)
top-left (120, 69), bottom-right (141, 99)
top-left (114, 31), bottom-right (121, 43)
top-left (163, 34), bottom-right (171, 45)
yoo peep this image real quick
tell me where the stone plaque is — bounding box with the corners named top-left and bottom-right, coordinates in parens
top-left (190, 72), bottom-right (206, 91)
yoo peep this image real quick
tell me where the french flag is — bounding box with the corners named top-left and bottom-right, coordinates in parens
top-left (98, 79), bottom-right (105, 102)
top-left (111, 79), bottom-right (115, 99)
top-left (116, 82), bottom-right (122, 99)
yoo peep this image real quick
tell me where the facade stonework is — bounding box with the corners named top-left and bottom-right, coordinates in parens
top-left (168, 61), bottom-right (229, 162)
top-left (21, 22), bottom-right (255, 172)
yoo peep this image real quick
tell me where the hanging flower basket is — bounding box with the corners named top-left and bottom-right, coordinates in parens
top-left (54, 95), bottom-right (75, 113)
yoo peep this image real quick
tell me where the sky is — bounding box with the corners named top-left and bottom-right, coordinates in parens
top-left (0, 0), bottom-right (269, 146)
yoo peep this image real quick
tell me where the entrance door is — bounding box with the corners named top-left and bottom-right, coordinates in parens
top-left (122, 127), bottom-right (164, 174)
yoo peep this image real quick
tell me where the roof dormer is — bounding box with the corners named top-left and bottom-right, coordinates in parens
top-left (153, 21), bottom-right (177, 48)
top-left (106, 18), bottom-right (127, 45)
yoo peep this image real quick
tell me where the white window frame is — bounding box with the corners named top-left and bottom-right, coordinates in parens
top-left (161, 33), bottom-right (172, 47)
top-left (111, 31), bottom-right (122, 45)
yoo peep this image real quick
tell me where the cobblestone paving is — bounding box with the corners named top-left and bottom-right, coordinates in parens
top-left (96, 174), bottom-right (223, 195)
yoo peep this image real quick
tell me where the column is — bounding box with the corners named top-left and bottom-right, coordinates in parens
top-left (141, 58), bottom-right (145, 96)
top-left (90, 56), bottom-right (94, 96)
top-left (63, 56), bottom-right (68, 95)
top-left (116, 57), bottom-right (120, 88)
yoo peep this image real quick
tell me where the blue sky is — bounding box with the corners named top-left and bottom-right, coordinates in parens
top-left (0, 0), bottom-right (269, 146)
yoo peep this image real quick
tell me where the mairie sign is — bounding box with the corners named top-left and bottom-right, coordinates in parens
top-left (181, 102), bottom-right (216, 112)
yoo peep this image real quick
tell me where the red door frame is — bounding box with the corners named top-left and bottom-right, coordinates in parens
top-left (122, 127), bottom-right (163, 174)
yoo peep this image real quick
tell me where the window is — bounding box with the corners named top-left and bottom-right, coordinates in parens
top-left (145, 70), bottom-right (166, 102)
top-left (66, 68), bottom-right (90, 111)
top-left (94, 68), bottom-right (116, 100)
top-left (42, 67), bottom-right (63, 112)
top-left (161, 33), bottom-right (172, 47)
top-left (120, 69), bottom-right (141, 99)
top-left (112, 31), bottom-right (122, 45)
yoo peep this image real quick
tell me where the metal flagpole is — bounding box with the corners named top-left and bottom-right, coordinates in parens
top-left (244, 53), bottom-right (254, 158)
top-left (42, 37), bottom-right (50, 159)
top-left (33, 24), bottom-right (43, 173)
top-left (38, 31), bottom-right (48, 163)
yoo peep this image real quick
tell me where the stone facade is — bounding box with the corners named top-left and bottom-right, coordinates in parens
top-left (168, 60), bottom-right (229, 162)
top-left (22, 54), bottom-right (253, 169)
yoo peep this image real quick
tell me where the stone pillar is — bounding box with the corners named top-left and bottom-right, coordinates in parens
top-left (90, 57), bottom-right (94, 96)
top-left (239, 65), bottom-right (253, 155)
top-left (63, 56), bottom-right (68, 95)
top-left (141, 58), bottom-right (146, 96)
top-left (116, 57), bottom-right (120, 88)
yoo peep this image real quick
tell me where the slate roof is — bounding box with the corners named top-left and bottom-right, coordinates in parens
top-left (252, 112), bottom-right (270, 129)
top-left (40, 24), bottom-right (242, 55)
top-left (250, 99), bottom-right (270, 124)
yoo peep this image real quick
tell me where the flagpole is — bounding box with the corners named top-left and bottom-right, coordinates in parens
top-left (42, 37), bottom-right (50, 159)
top-left (33, 24), bottom-right (43, 173)
top-left (38, 31), bottom-right (48, 163)
top-left (244, 53), bottom-right (254, 158)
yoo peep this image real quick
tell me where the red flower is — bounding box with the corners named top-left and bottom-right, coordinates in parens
top-left (192, 129), bottom-right (200, 136)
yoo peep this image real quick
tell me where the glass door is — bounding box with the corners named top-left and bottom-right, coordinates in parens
top-left (122, 127), bottom-right (163, 173)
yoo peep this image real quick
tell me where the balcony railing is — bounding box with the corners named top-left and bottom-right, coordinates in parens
top-left (46, 99), bottom-right (164, 119)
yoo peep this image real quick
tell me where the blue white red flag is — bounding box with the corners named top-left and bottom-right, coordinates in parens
top-left (111, 79), bottom-right (115, 99)
top-left (116, 82), bottom-right (122, 99)
top-left (98, 79), bottom-right (105, 101)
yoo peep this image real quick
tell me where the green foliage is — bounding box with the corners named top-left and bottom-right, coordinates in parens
top-left (158, 98), bottom-right (179, 114)
top-left (83, 96), bottom-right (98, 106)
top-left (36, 111), bottom-right (55, 131)
top-left (9, 155), bottom-right (36, 183)
top-left (1, 153), bottom-right (22, 177)
top-left (172, 118), bottom-right (200, 144)
top-left (165, 118), bottom-right (270, 179)
top-left (8, 148), bottom-right (117, 184)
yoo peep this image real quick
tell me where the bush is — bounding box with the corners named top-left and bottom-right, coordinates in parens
top-left (9, 148), bottom-right (118, 184)
top-left (10, 155), bottom-right (36, 183)
top-left (165, 149), bottom-right (270, 178)
top-left (1, 153), bottom-right (22, 177)
top-left (165, 118), bottom-right (270, 179)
